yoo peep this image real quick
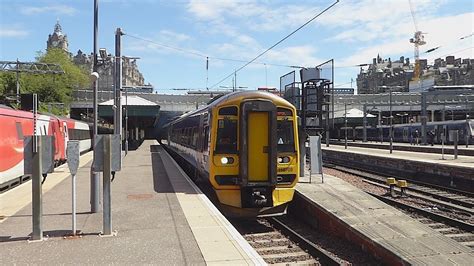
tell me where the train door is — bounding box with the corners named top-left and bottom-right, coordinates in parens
top-left (63, 122), bottom-right (69, 157)
top-left (239, 100), bottom-right (276, 208)
top-left (248, 112), bottom-right (269, 182)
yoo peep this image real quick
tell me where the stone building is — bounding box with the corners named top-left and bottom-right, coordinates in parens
top-left (357, 54), bottom-right (473, 94)
top-left (356, 55), bottom-right (413, 94)
top-left (47, 21), bottom-right (148, 89)
top-left (46, 20), bottom-right (69, 52)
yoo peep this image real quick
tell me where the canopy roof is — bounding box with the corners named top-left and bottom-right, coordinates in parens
top-left (334, 108), bottom-right (376, 119)
top-left (99, 95), bottom-right (158, 106)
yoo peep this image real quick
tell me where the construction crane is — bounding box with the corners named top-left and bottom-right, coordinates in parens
top-left (408, 0), bottom-right (426, 80)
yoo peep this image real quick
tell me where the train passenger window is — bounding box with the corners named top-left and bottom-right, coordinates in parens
top-left (219, 106), bottom-right (238, 116)
top-left (202, 126), bottom-right (209, 152)
top-left (16, 122), bottom-right (24, 140)
top-left (277, 120), bottom-right (295, 152)
top-left (215, 119), bottom-right (237, 153)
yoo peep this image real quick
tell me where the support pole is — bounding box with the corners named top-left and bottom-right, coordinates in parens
top-left (125, 87), bottom-right (128, 155)
top-left (103, 135), bottom-right (112, 235)
top-left (362, 104), bottom-right (367, 142)
top-left (454, 130), bottom-right (458, 160)
top-left (421, 92), bottom-right (428, 145)
top-left (389, 90), bottom-right (393, 154)
top-left (344, 103), bottom-right (348, 149)
top-left (31, 137), bottom-right (43, 241)
top-left (90, 0), bottom-right (100, 213)
top-left (16, 58), bottom-right (20, 104)
top-left (72, 173), bottom-right (77, 235)
top-left (114, 28), bottom-right (123, 143)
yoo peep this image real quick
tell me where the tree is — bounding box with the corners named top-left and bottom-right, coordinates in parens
top-left (19, 48), bottom-right (89, 114)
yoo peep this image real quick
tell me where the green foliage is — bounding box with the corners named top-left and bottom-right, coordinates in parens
top-left (0, 48), bottom-right (88, 115)
top-left (0, 72), bottom-right (17, 97)
top-left (19, 48), bottom-right (89, 114)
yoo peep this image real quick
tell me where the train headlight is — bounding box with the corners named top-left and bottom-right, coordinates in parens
top-left (278, 156), bottom-right (290, 164)
top-left (220, 157), bottom-right (234, 165)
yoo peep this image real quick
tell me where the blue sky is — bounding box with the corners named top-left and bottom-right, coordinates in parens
top-left (1, 0), bottom-right (472, 94)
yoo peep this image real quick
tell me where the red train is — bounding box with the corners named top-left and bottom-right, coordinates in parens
top-left (0, 105), bottom-right (92, 192)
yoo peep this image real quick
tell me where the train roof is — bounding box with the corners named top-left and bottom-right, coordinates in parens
top-left (208, 91), bottom-right (293, 109)
top-left (163, 91), bottom-right (296, 128)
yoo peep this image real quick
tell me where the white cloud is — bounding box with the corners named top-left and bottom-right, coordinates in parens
top-left (21, 5), bottom-right (77, 16)
top-left (186, 0), bottom-right (320, 33)
top-left (0, 27), bottom-right (29, 38)
top-left (337, 11), bottom-right (474, 66)
top-left (158, 30), bottom-right (192, 43)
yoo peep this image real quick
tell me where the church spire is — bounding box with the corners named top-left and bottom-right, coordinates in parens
top-left (54, 19), bottom-right (63, 36)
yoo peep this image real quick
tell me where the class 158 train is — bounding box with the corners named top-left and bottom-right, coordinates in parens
top-left (0, 105), bottom-right (92, 192)
top-left (335, 119), bottom-right (474, 145)
top-left (161, 91), bottom-right (300, 217)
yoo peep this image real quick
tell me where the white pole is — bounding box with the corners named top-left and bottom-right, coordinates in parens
top-left (72, 174), bottom-right (76, 235)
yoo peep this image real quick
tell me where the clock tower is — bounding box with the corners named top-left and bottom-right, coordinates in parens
top-left (47, 20), bottom-right (69, 52)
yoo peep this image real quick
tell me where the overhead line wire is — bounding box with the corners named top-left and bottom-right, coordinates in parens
top-left (209, 0), bottom-right (340, 89)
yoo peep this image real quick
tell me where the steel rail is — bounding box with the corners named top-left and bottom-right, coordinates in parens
top-left (269, 217), bottom-right (340, 266)
top-left (324, 162), bottom-right (474, 208)
top-left (368, 192), bottom-right (474, 232)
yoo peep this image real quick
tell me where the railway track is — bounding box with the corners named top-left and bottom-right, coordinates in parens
top-left (231, 215), bottom-right (380, 265)
top-left (324, 162), bottom-right (474, 209)
top-left (232, 218), bottom-right (330, 265)
top-left (324, 165), bottom-right (474, 249)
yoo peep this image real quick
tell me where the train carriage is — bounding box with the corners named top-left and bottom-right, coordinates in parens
top-left (162, 91), bottom-right (300, 217)
top-left (342, 119), bottom-right (473, 145)
top-left (0, 105), bottom-right (92, 192)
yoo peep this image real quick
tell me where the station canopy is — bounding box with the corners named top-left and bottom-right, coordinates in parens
top-left (99, 95), bottom-right (160, 127)
top-left (333, 108), bottom-right (377, 126)
top-left (99, 96), bottom-right (160, 117)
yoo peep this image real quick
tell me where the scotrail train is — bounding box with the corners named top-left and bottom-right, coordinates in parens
top-left (161, 91), bottom-right (300, 217)
top-left (0, 105), bottom-right (92, 192)
top-left (335, 119), bottom-right (474, 145)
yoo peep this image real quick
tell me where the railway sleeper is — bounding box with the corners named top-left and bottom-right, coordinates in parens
top-left (262, 252), bottom-right (312, 261)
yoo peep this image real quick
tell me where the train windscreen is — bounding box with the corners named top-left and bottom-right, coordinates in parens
top-left (277, 120), bottom-right (295, 152)
top-left (215, 118), bottom-right (238, 153)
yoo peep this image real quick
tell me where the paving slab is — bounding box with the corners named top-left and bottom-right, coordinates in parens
top-left (296, 174), bottom-right (474, 265)
top-left (1, 140), bottom-right (265, 265)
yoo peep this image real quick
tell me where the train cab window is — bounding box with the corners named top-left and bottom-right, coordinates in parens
top-left (215, 118), bottom-right (237, 154)
top-left (277, 108), bottom-right (295, 152)
top-left (277, 120), bottom-right (295, 152)
top-left (219, 106), bottom-right (238, 116)
top-left (16, 122), bottom-right (24, 140)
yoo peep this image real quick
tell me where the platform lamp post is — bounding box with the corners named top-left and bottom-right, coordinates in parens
top-left (344, 102), bottom-right (348, 149)
top-left (90, 0), bottom-right (100, 213)
top-left (122, 56), bottom-right (140, 155)
top-left (114, 28), bottom-right (124, 149)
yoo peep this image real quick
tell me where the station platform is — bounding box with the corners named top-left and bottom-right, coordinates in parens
top-left (329, 139), bottom-right (474, 156)
top-left (294, 174), bottom-right (474, 265)
top-left (323, 144), bottom-right (474, 169)
top-left (321, 144), bottom-right (474, 192)
top-left (0, 140), bottom-right (264, 265)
